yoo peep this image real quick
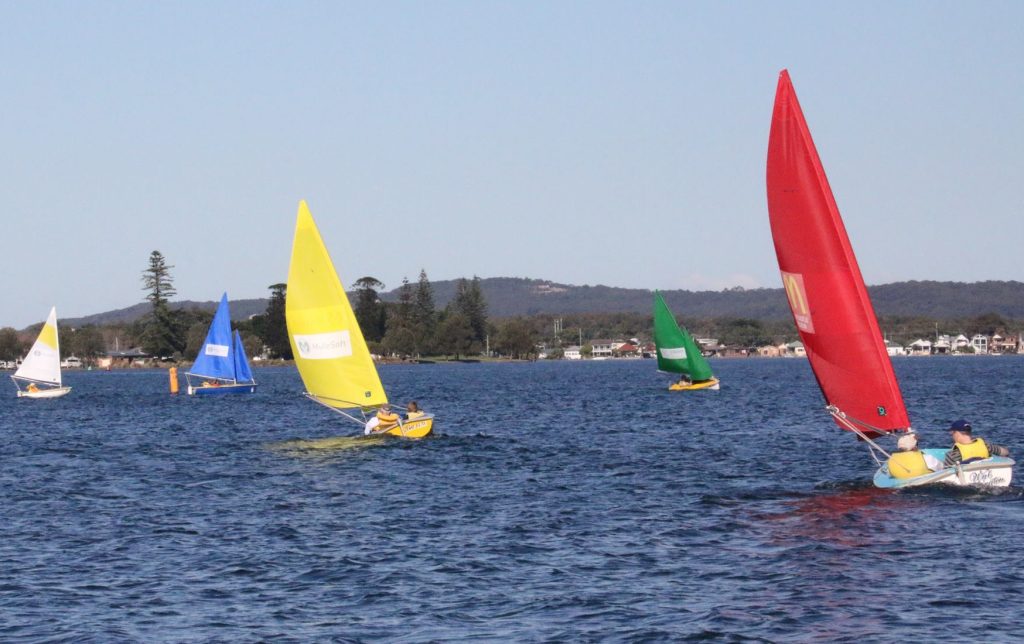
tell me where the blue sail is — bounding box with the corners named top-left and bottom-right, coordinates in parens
top-left (189, 293), bottom-right (237, 380)
top-left (232, 330), bottom-right (255, 384)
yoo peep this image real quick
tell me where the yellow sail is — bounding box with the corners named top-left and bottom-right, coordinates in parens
top-left (285, 200), bottom-right (388, 409)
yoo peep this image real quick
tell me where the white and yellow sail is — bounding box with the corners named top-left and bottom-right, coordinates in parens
top-left (13, 307), bottom-right (71, 398)
top-left (286, 201), bottom-right (388, 409)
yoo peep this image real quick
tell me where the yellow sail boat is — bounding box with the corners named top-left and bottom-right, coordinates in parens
top-left (285, 200), bottom-right (434, 438)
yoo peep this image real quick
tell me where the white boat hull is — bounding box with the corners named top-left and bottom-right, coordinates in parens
top-left (17, 386), bottom-right (72, 399)
top-left (874, 449), bottom-right (1014, 489)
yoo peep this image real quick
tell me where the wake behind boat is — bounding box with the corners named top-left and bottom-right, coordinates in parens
top-left (765, 70), bottom-right (1013, 488)
top-left (184, 293), bottom-right (257, 395)
top-left (12, 307), bottom-right (71, 399)
top-left (285, 200), bottom-right (433, 439)
top-left (652, 291), bottom-right (719, 391)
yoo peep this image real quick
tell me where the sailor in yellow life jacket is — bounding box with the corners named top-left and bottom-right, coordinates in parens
top-left (943, 419), bottom-right (1010, 467)
top-left (406, 401), bottom-right (425, 420)
top-left (886, 433), bottom-right (942, 479)
top-left (364, 404), bottom-right (400, 434)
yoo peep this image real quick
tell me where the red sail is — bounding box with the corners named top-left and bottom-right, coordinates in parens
top-left (766, 70), bottom-right (910, 435)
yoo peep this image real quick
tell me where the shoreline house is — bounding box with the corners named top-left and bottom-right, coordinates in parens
top-left (885, 339), bottom-right (907, 357)
top-left (590, 339), bottom-right (616, 359)
top-left (563, 345), bottom-right (582, 360)
top-left (909, 339), bottom-right (932, 356)
top-left (971, 334), bottom-right (988, 355)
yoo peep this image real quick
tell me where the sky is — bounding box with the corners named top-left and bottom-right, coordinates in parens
top-left (2, 1), bottom-right (1022, 329)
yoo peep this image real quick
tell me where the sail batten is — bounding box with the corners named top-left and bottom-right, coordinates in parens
top-left (766, 70), bottom-right (909, 435)
top-left (653, 292), bottom-right (714, 382)
top-left (286, 201), bottom-right (388, 410)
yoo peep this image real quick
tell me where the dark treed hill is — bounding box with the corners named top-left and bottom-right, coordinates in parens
top-left (63, 299), bottom-right (268, 328)
top-left (55, 278), bottom-right (1024, 328)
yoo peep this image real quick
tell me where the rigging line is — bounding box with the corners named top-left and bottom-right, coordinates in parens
top-left (827, 407), bottom-right (895, 465)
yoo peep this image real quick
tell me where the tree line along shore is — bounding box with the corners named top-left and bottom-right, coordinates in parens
top-left (2, 251), bottom-right (1022, 368)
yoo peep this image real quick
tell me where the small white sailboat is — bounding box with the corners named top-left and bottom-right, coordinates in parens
top-left (12, 307), bottom-right (72, 399)
top-left (285, 200), bottom-right (433, 438)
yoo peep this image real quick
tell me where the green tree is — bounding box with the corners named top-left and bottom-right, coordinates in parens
top-left (436, 313), bottom-right (476, 358)
top-left (0, 327), bottom-right (23, 361)
top-left (494, 318), bottom-right (536, 359)
top-left (352, 277), bottom-right (387, 343)
top-left (140, 250), bottom-right (184, 358)
top-left (965, 312), bottom-right (1008, 337)
top-left (61, 325), bottom-right (106, 364)
top-left (381, 325), bottom-right (416, 358)
top-left (451, 276), bottom-right (488, 345)
top-left (413, 269), bottom-right (437, 355)
top-left (242, 333), bottom-right (263, 361)
top-left (183, 316), bottom-right (214, 361)
top-left (261, 283), bottom-right (292, 359)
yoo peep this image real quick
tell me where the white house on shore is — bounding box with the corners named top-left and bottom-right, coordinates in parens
top-left (564, 345), bottom-right (582, 360)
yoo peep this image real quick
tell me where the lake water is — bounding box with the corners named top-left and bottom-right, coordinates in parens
top-left (2, 357), bottom-right (1023, 641)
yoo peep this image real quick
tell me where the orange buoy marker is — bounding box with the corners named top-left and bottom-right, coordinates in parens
top-left (169, 367), bottom-right (179, 394)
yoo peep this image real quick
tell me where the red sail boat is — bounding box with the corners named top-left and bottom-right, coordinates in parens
top-left (765, 70), bottom-right (1013, 487)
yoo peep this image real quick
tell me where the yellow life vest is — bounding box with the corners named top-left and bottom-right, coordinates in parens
top-left (407, 411), bottom-right (425, 420)
top-left (955, 439), bottom-right (990, 463)
top-left (887, 451), bottom-right (931, 479)
top-left (376, 410), bottom-right (399, 425)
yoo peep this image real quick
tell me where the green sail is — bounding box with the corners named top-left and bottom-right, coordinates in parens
top-left (653, 291), bottom-right (714, 381)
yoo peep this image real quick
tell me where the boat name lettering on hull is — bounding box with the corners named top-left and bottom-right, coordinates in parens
top-left (205, 344), bottom-right (230, 357)
top-left (781, 271), bottom-right (815, 333)
top-left (294, 331), bottom-right (353, 359)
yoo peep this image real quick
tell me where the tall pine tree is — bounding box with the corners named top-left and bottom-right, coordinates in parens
top-left (262, 283), bottom-right (292, 359)
top-left (413, 269), bottom-right (436, 355)
top-left (140, 250), bottom-right (183, 357)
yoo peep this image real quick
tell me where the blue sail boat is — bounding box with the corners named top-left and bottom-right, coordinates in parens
top-left (185, 293), bottom-right (257, 395)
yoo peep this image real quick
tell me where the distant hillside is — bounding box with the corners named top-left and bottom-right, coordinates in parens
top-left (59, 278), bottom-right (1024, 328)
top-left (63, 299), bottom-right (269, 327)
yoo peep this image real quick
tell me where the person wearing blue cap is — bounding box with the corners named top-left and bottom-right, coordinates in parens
top-left (942, 419), bottom-right (1010, 467)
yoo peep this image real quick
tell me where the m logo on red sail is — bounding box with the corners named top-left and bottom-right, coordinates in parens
top-left (781, 271), bottom-right (814, 333)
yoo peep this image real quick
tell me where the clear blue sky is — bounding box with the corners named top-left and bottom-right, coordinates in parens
top-left (2, 1), bottom-right (1021, 329)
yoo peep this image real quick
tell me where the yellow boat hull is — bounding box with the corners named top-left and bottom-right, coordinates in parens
top-left (668, 378), bottom-right (720, 391)
top-left (377, 416), bottom-right (434, 439)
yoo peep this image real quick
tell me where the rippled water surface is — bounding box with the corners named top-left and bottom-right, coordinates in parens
top-left (3, 357), bottom-right (1023, 641)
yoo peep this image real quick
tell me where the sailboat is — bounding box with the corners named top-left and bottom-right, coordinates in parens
top-left (766, 69), bottom-right (1013, 488)
top-left (184, 293), bottom-right (257, 395)
top-left (12, 307), bottom-right (71, 399)
top-left (653, 291), bottom-right (719, 390)
top-left (285, 200), bottom-right (433, 438)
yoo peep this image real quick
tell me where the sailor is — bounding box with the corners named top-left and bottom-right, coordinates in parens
top-left (886, 433), bottom-right (941, 479)
top-left (942, 419), bottom-right (1010, 467)
top-left (365, 404), bottom-right (400, 435)
top-left (26, 382), bottom-right (39, 393)
top-left (406, 401), bottom-right (424, 420)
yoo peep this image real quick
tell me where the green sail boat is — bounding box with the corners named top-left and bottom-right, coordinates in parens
top-left (653, 291), bottom-right (720, 391)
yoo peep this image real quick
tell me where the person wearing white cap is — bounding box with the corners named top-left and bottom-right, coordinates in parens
top-left (886, 433), bottom-right (942, 479)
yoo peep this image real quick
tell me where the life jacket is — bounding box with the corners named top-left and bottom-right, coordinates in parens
top-left (955, 438), bottom-right (990, 464)
top-left (887, 450), bottom-right (932, 479)
top-left (407, 411), bottom-right (425, 420)
top-left (376, 409), bottom-right (399, 425)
